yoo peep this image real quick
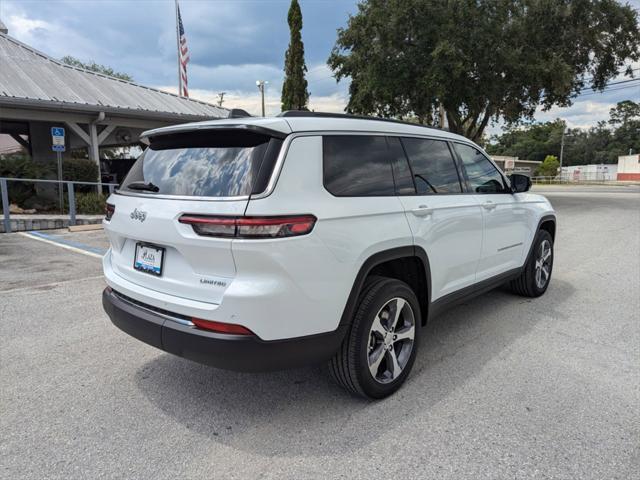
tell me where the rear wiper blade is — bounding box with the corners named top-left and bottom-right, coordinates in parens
top-left (126, 181), bottom-right (159, 193)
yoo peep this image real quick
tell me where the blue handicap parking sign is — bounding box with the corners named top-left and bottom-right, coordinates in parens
top-left (51, 127), bottom-right (65, 137)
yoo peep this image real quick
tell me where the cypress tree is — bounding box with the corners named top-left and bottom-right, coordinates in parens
top-left (281, 0), bottom-right (309, 111)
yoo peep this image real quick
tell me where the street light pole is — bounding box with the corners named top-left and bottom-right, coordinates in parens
top-left (256, 80), bottom-right (267, 116)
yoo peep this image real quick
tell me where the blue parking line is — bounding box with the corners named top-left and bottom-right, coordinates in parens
top-left (28, 231), bottom-right (108, 256)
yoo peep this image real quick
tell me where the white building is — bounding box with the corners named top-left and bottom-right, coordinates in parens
top-left (617, 154), bottom-right (640, 181)
top-left (491, 156), bottom-right (542, 177)
top-left (560, 164), bottom-right (618, 182)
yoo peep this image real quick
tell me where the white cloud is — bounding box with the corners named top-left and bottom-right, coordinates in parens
top-left (157, 85), bottom-right (347, 117)
top-left (3, 7), bottom-right (103, 61)
top-left (534, 101), bottom-right (614, 130)
top-left (5, 14), bottom-right (49, 39)
top-left (188, 63), bottom-right (283, 91)
top-left (308, 92), bottom-right (348, 113)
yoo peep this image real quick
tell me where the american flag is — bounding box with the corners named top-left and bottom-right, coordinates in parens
top-left (176, 1), bottom-right (190, 97)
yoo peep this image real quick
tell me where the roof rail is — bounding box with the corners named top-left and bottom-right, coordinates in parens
top-left (277, 110), bottom-right (444, 131)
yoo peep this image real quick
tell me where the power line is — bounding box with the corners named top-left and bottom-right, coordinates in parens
top-left (576, 83), bottom-right (640, 97)
top-left (582, 67), bottom-right (639, 83)
top-left (577, 77), bottom-right (640, 93)
top-left (305, 69), bottom-right (640, 89)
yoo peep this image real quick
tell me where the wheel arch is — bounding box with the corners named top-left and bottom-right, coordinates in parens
top-left (524, 214), bottom-right (557, 265)
top-left (539, 217), bottom-right (556, 241)
top-left (339, 246), bottom-right (432, 329)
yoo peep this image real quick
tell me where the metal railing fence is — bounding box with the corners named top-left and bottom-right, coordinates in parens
top-left (531, 174), bottom-right (620, 185)
top-left (0, 177), bottom-right (118, 234)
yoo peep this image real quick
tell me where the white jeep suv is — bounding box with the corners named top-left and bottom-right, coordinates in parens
top-left (102, 111), bottom-right (556, 399)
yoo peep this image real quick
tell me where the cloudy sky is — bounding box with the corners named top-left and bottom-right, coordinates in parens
top-left (1, 0), bottom-right (638, 135)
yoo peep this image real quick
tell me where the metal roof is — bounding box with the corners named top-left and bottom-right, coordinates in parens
top-left (0, 32), bottom-right (228, 121)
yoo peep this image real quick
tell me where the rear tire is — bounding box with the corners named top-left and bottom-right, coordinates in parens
top-left (510, 229), bottom-right (554, 297)
top-left (329, 276), bottom-right (421, 399)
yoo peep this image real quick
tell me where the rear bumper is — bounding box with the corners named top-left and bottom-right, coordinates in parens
top-left (102, 287), bottom-right (347, 372)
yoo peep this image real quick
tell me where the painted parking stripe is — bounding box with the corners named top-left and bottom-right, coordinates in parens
top-left (18, 231), bottom-right (107, 259)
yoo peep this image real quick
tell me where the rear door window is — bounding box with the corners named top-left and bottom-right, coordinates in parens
top-left (121, 130), bottom-right (278, 197)
top-left (323, 135), bottom-right (396, 196)
top-left (400, 137), bottom-right (462, 194)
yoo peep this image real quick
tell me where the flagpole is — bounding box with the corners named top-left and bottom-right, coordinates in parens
top-left (175, 0), bottom-right (182, 97)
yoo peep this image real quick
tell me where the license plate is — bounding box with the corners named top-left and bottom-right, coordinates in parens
top-left (134, 243), bottom-right (164, 276)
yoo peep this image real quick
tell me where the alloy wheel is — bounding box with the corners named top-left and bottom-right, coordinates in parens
top-left (367, 297), bottom-right (415, 384)
top-left (534, 239), bottom-right (552, 289)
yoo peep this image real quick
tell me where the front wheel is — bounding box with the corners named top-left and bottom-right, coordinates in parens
top-left (510, 229), bottom-right (554, 297)
top-left (328, 277), bottom-right (420, 399)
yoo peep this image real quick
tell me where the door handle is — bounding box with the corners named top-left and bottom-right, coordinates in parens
top-left (482, 201), bottom-right (497, 211)
top-left (411, 205), bottom-right (433, 217)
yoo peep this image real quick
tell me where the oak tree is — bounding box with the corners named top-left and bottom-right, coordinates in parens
top-left (328, 0), bottom-right (640, 141)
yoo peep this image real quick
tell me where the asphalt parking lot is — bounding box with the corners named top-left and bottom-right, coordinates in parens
top-left (1, 185), bottom-right (639, 480)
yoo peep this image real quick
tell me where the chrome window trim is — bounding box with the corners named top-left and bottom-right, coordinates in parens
top-left (115, 190), bottom-right (252, 202)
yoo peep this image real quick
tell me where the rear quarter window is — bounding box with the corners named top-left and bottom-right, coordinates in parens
top-left (323, 135), bottom-right (396, 196)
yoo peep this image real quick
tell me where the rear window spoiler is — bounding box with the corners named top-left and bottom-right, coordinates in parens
top-left (140, 123), bottom-right (289, 145)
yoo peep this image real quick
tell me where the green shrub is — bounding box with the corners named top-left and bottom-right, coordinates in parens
top-left (0, 155), bottom-right (49, 206)
top-left (62, 158), bottom-right (99, 182)
top-left (0, 154), bottom-right (49, 178)
top-left (75, 192), bottom-right (107, 215)
top-left (535, 155), bottom-right (560, 177)
top-left (0, 156), bottom-right (99, 210)
top-left (0, 156), bottom-right (98, 182)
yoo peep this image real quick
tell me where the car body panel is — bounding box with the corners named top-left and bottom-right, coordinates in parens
top-left (398, 195), bottom-right (483, 300)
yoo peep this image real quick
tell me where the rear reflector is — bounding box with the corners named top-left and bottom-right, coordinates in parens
top-left (191, 318), bottom-right (254, 335)
top-left (105, 203), bottom-right (115, 221)
top-left (179, 214), bottom-right (316, 238)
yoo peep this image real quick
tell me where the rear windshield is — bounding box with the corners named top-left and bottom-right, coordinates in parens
top-left (121, 130), bottom-right (280, 197)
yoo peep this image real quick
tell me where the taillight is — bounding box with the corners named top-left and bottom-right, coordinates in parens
top-left (105, 203), bottom-right (115, 221)
top-left (191, 317), bottom-right (254, 335)
top-left (179, 214), bottom-right (316, 239)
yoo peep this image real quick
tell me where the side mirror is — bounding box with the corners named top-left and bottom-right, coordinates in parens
top-left (509, 173), bottom-right (531, 193)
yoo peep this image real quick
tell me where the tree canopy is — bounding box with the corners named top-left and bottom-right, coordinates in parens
top-left (328, 0), bottom-right (640, 141)
top-left (60, 55), bottom-right (134, 82)
top-left (486, 101), bottom-right (640, 165)
top-left (281, 0), bottom-right (309, 111)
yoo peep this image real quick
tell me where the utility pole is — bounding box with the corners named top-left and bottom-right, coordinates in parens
top-left (559, 121), bottom-right (566, 181)
top-left (217, 92), bottom-right (226, 108)
top-left (256, 80), bottom-right (267, 116)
